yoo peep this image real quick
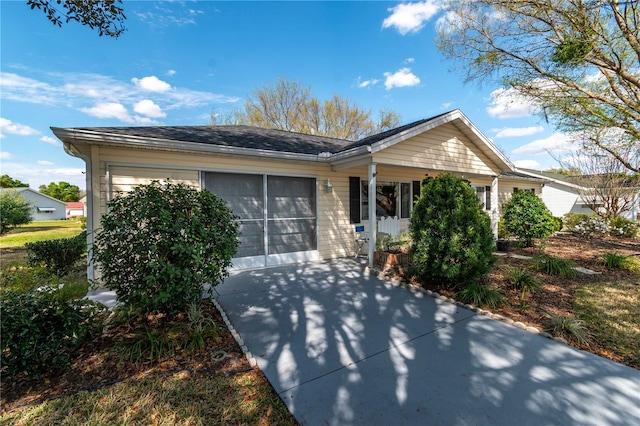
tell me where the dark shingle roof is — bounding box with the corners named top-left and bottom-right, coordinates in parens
top-left (70, 111), bottom-right (462, 156)
top-left (73, 125), bottom-right (352, 155)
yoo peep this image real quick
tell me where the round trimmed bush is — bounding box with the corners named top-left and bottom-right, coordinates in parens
top-left (409, 174), bottom-right (496, 288)
top-left (502, 191), bottom-right (555, 247)
top-left (93, 181), bottom-right (239, 314)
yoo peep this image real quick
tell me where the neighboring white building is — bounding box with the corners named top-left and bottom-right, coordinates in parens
top-left (1, 187), bottom-right (67, 221)
top-left (516, 168), bottom-right (640, 220)
top-left (66, 201), bottom-right (86, 218)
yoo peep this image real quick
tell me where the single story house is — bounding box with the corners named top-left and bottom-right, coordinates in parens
top-left (66, 201), bottom-right (86, 218)
top-left (0, 187), bottom-right (67, 221)
top-left (54, 109), bottom-right (542, 278)
top-left (516, 168), bottom-right (640, 220)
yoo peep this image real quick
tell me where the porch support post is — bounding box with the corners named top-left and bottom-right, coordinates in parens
top-left (368, 163), bottom-right (377, 268)
top-left (491, 176), bottom-right (499, 239)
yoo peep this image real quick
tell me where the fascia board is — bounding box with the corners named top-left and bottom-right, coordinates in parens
top-left (51, 128), bottom-right (329, 163)
top-left (330, 155), bottom-right (374, 171)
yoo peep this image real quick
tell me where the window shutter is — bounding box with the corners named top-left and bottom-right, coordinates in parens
top-left (412, 180), bottom-right (421, 203)
top-left (513, 187), bottom-right (519, 193)
top-left (485, 185), bottom-right (491, 210)
top-left (349, 177), bottom-right (361, 224)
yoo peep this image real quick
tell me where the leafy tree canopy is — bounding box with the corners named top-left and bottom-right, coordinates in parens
top-left (0, 175), bottom-right (29, 188)
top-left (39, 181), bottom-right (81, 202)
top-left (26, 0), bottom-right (126, 38)
top-left (437, 0), bottom-right (640, 173)
top-left (212, 77), bottom-right (401, 141)
top-left (0, 190), bottom-right (32, 235)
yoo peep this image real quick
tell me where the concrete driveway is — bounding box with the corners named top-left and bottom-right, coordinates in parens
top-left (214, 259), bottom-right (640, 426)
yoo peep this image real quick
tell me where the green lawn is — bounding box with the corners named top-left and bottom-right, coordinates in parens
top-left (0, 220), bottom-right (84, 249)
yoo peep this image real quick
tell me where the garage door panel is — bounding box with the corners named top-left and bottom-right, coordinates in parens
top-left (268, 219), bottom-right (317, 255)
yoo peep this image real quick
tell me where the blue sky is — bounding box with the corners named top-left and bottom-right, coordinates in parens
top-left (1, 0), bottom-right (570, 190)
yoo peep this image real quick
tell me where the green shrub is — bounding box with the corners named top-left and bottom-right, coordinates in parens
top-left (0, 190), bottom-right (32, 235)
top-left (502, 191), bottom-right (555, 247)
top-left (608, 217), bottom-right (638, 239)
top-left (564, 213), bottom-right (638, 238)
top-left (93, 181), bottom-right (239, 314)
top-left (552, 216), bottom-right (564, 232)
top-left (602, 252), bottom-right (640, 273)
top-left (456, 282), bottom-right (504, 309)
top-left (25, 231), bottom-right (87, 276)
top-left (564, 213), bottom-right (609, 236)
top-left (497, 219), bottom-right (512, 239)
top-left (534, 253), bottom-right (577, 278)
top-left (0, 286), bottom-right (105, 378)
top-left (409, 174), bottom-right (496, 288)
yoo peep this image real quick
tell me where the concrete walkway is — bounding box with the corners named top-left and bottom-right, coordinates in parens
top-left (214, 258), bottom-right (640, 426)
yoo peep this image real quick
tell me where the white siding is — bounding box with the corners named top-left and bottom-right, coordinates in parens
top-left (373, 123), bottom-right (501, 176)
top-left (541, 183), bottom-right (592, 217)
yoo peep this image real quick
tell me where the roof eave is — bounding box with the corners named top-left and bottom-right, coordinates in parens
top-left (51, 127), bottom-right (331, 163)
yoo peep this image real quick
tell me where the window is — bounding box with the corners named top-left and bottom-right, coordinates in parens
top-left (361, 180), bottom-right (413, 220)
top-left (513, 187), bottom-right (535, 194)
top-left (474, 186), bottom-right (491, 211)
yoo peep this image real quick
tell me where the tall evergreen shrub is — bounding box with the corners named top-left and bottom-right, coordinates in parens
top-left (502, 190), bottom-right (555, 247)
top-left (410, 174), bottom-right (496, 288)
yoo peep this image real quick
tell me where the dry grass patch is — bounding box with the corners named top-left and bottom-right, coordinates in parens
top-left (2, 370), bottom-right (295, 426)
top-left (575, 280), bottom-right (640, 369)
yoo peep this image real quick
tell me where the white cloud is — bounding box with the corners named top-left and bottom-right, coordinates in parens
top-left (357, 78), bottom-right (380, 88)
top-left (131, 76), bottom-right (172, 92)
top-left (1, 71), bottom-right (240, 122)
top-left (512, 133), bottom-right (573, 155)
top-left (1, 151), bottom-right (14, 160)
top-left (134, 99), bottom-right (166, 118)
top-left (440, 101), bottom-right (453, 109)
top-left (493, 126), bottom-right (544, 139)
top-left (487, 87), bottom-right (539, 119)
top-left (38, 160), bottom-right (54, 165)
top-left (382, 0), bottom-right (442, 35)
top-left (40, 136), bottom-right (61, 146)
top-left (167, 69), bottom-right (177, 76)
top-left (513, 159), bottom-right (541, 169)
top-left (404, 57), bottom-right (415, 64)
top-left (0, 117), bottom-right (39, 138)
top-left (384, 68), bottom-right (420, 90)
top-left (80, 102), bottom-right (134, 123)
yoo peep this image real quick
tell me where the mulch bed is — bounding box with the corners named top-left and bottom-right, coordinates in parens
top-left (406, 233), bottom-right (640, 369)
top-left (1, 300), bottom-right (253, 413)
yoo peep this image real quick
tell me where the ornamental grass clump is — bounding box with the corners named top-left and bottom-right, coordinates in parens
top-left (410, 174), bottom-right (496, 289)
top-left (93, 181), bottom-right (239, 314)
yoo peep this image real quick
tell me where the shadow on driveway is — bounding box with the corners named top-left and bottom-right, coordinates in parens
top-left (215, 258), bottom-right (640, 425)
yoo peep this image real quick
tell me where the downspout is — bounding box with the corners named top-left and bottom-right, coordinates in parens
top-left (63, 142), bottom-right (94, 281)
top-left (368, 163), bottom-right (377, 268)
